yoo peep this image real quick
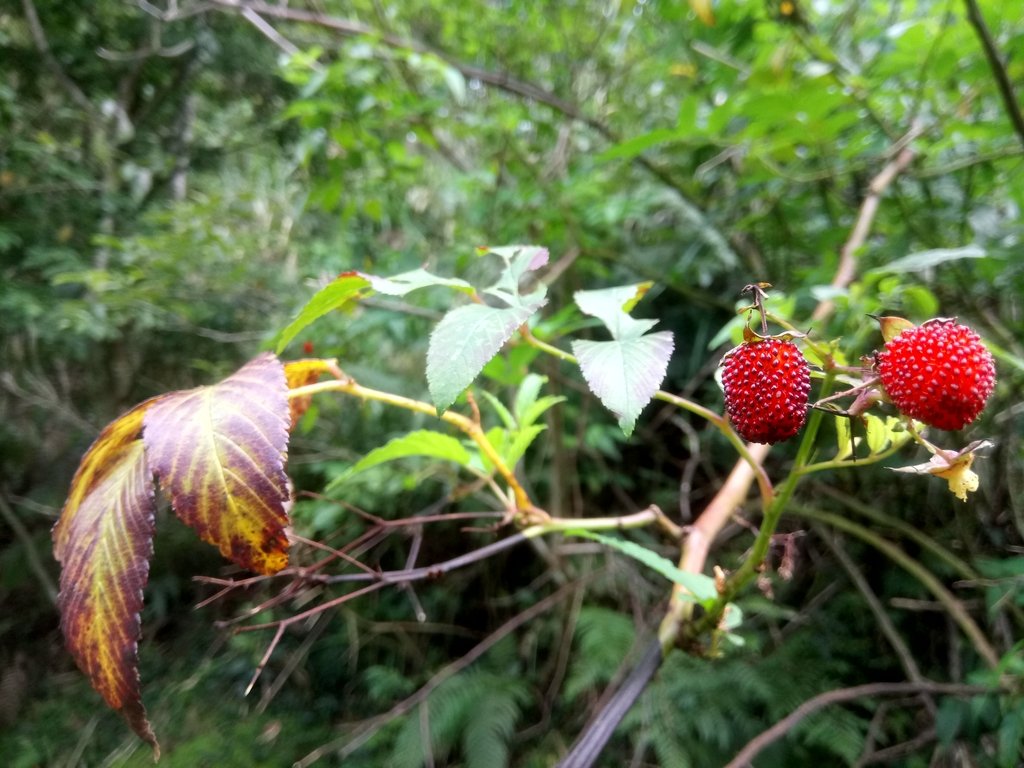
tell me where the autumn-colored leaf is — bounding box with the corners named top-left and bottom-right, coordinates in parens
top-left (53, 354), bottom-right (295, 756)
top-left (284, 357), bottom-right (335, 430)
top-left (52, 397), bottom-right (165, 757)
top-left (689, 0), bottom-right (715, 25)
top-left (144, 352), bottom-right (292, 575)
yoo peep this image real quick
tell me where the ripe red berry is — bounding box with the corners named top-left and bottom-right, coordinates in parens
top-left (721, 338), bottom-right (811, 444)
top-left (876, 319), bottom-right (995, 431)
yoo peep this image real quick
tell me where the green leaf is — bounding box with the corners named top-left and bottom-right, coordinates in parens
top-left (571, 283), bottom-right (672, 435)
top-left (721, 603), bottom-right (744, 631)
top-left (504, 425), bottom-right (546, 469)
top-left (427, 298), bottom-right (546, 412)
top-left (564, 529), bottom-right (717, 603)
top-left (512, 373), bottom-right (546, 424)
top-left (869, 245), bottom-right (988, 275)
top-left (276, 268), bottom-right (475, 353)
top-left (478, 390), bottom-right (517, 430)
top-left (509, 374), bottom-right (566, 429)
top-left (327, 430), bottom-right (472, 490)
top-left (363, 268), bottom-right (474, 297)
top-left (518, 395), bottom-right (566, 430)
top-left (478, 425), bottom-right (546, 472)
top-left (574, 283), bottom-right (657, 340)
top-left (595, 128), bottom-right (684, 163)
top-left (572, 332), bottom-right (674, 436)
top-left (275, 273), bottom-right (370, 353)
top-left (481, 245), bottom-right (549, 298)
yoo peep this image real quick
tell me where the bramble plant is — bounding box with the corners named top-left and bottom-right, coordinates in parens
top-left (50, 242), bottom-right (1009, 762)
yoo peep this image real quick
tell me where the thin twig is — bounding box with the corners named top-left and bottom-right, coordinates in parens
top-left (180, 0), bottom-right (738, 266)
top-left (725, 681), bottom-right (995, 768)
top-left (811, 125), bottom-right (921, 323)
top-left (21, 0), bottom-right (97, 117)
top-left (256, 612), bottom-right (330, 713)
top-left (963, 0), bottom-right (1024, 149)
top-left (240, 7), bottom-right (304, 59)
top-left (0, 492), bottom-right (58, 605)
top-left (820, 529), bottom-right (936, 716)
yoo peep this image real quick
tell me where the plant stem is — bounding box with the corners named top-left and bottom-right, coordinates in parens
top-left (724, 377), bottom-right (831, 596)
top-left (287, 378), bottom-right (538, 517)
top-left (524, 504), bottom-right (682, 541)
top-left (796, 436), bottom-right (910, 475)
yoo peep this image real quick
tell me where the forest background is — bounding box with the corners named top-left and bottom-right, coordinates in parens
top-left (2, 0), bottom-right (1024, 766)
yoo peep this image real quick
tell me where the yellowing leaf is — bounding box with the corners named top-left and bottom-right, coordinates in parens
top-left (143, 353), bottom-right (292, 574)
top-left (863, 413), bottom-right (890, 454)
top-left (834, 415), bottom-right (853, 460)
top-left (690, 0), bottom-right (715, 25)
top-left (284, 357), bottom-right (335, 430)
top-left (52, 399), bottom-right (164, 757)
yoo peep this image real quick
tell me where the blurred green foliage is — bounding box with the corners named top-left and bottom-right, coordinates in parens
top-left (2, 0), bottom-right (1023, 765)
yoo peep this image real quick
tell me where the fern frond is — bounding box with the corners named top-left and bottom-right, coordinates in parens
top-left (563, 606), bottom-right (636, 702)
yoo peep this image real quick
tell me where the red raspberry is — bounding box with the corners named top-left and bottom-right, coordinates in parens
top-left (721, 338), bottom-right (811, 444)
top-left (876, 319), bottom-right (995, 430)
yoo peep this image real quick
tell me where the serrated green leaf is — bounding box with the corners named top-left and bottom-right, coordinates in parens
top-left (574, 283), bottom-right (658, 341)
top-left (572, 332), bottom-right (674, 436)
top-left (427, 297), bottom-right (546, 412)
top-left (327, 430), bottom-right (472, 491)
top-left (276, 273), bottom-right (370, 353)
top-left (564, 529), bottom-right (717, 603)
top-left (481, 245), bottom-right (549, 296)
top-left (864, 413), bottom-right (890, 454)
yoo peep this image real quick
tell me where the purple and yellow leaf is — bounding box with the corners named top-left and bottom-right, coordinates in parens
top-left (52, 399), bottom-right (164, 756)
top-left (143, 353), bottom-right (292, 575)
